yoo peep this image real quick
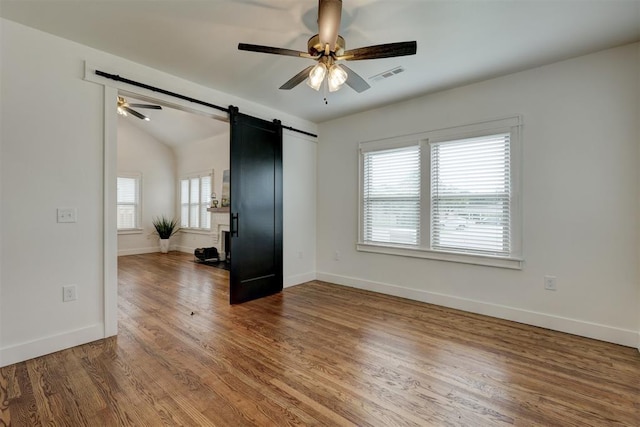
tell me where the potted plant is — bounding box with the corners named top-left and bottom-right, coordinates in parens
top-left (152, 216), bottom-right (179, 253)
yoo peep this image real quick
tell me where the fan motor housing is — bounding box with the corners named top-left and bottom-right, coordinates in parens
top-left (308, 34), bottom-right (345, 56)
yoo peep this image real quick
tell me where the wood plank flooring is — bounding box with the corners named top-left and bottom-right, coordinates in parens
top-left (2, 251), bottom-right (639, 426)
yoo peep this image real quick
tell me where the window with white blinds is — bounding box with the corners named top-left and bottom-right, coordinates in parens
top-left (431, 133), bottom-right (511, 256)
top-left (180, 172), bottom-right (212, 230)
top-left (358, 116), bottom-right (522, 268)
top-left (117, 174), bottom-right (141, 230)
top-left (362, 145), bottom-right (420, 246)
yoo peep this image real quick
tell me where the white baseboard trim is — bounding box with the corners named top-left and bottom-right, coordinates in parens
top-left (118, 246), bottom-right (191, 256)
top-left (284, 272), bottom-right (317, 288)
top-left (0, 323), bottom-right (105, 368)
top-left (316, 272), bottom-right (638, 348)
top-left (118, 246), bottom-right (159, 256)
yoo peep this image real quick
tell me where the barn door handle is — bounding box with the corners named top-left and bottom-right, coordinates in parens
top-left (231, 213), bottom-right (239, 237)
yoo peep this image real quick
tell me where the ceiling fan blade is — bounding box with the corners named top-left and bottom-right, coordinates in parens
top-left (339, 41), bottom-right (417, 61)
top-left (124, 107), bottom-right (148, 120)
top-left (318, 0), bottom-right (342, 52)
top-left (280, 65), bottom-right (315, 90)
top-left (341, 65), bottom-right (371, 93)
top-left (235, 0), bottom-right (286, 10)
top-left (238, 43), bottom-right (310, 58)
top-left (128, 103), bottom-right (162, 110)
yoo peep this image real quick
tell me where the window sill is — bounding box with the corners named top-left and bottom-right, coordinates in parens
top-left (118, 228), bottom-right (143, 235)
top-left (179, 228), bottom-right (213, 235)
top-left (356, 242), bottom-right (523, 270)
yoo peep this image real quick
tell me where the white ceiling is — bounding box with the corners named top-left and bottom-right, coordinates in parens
top-left (2, 0), bottom-right (639, 125)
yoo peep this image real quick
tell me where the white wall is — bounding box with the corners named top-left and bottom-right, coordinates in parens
top-left (0, 17), bottom-right (5, 367)
top-left (637, 43), bottom-right (640, 352)
top-left (117, 117), bottom-right (176, 255)
top-left (173, 132), bottom-right (230, 254)
top-left (317, 43), bottom-right (640, 347)
top-left (1, 19), bottom-right (105, 365)
top-left (283, 131), bottom-right (317, 287)
top-left (0, 18), bottom-right (317, 367)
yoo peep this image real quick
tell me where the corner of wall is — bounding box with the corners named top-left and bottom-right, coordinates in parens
top-left (284, 272), bottom-right (317, 288)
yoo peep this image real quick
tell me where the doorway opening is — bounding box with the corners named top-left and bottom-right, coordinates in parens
top-left (115, 90), bottom-right (231, 263)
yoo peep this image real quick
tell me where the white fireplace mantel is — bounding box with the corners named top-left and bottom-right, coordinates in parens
top-left (211, 212), bottom-right (230, 245)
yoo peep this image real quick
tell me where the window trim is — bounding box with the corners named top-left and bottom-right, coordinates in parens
top-left (357, 116), bottom-right (523, 269)
top-left (179, 170), bottom-right (213, 231)
top-left (116, 172), bottom-right (143, 233)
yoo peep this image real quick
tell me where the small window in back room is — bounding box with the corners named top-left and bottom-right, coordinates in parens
top-left (180, 171), bottom-right (212, 230)
top-left (117, 173), bottom-right (141, 230)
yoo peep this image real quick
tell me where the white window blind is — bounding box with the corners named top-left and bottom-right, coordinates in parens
top-left (180, 179), bottom-right (189, 228)
top-left (117, 175), bottom-right (140, 230)
top-left (430, 133), bottom-right (511, 256)
top-left (180, 173), bottom-right (212, 230)
top-left (200, 175), bottom-right (211, 228)
top-left (362, 145), bottom-right (421, 246)
top-left (190, 177), bottom-right (200, 228)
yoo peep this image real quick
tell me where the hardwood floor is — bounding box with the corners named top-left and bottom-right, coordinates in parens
top-left (2, 252), bottom-right (639, 426)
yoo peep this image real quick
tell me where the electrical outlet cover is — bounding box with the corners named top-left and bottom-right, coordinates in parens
top-left (544, 276), bottom-right (557, 291)
top-left (63, 285), bottom-right (77, 302)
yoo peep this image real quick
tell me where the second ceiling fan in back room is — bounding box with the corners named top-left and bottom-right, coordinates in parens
top-left (238, 0), bottom-right (417, 101)
top-left (117, 96), bottom-right (162, 121)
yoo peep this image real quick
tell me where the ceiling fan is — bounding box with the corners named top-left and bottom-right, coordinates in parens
top-left (117, 96), bottom-right (162, 121)
top-left (238, 0), bottom-right (417, 95)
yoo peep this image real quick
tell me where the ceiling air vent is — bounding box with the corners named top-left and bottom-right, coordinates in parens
top-left (369, 66), bottom-right (405, 82)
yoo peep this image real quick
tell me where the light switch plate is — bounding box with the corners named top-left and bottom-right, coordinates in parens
top-left (57, 208), bottom-right (77, 223)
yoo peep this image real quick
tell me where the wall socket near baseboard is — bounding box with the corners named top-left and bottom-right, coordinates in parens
top-left (63, 285), bottom-right (77, 302)
top-left (544, 275), bottom-right (557, 291)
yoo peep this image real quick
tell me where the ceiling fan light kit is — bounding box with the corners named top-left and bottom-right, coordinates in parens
top-left (307, 62), bottom-right (327, 90)
top-left (238, 0), bottom-right (417, 99)
top-left (327, 64), bottom-right (347, 92)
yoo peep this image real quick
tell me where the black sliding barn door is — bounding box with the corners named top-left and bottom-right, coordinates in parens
top-left (229, 108), bottom-right (283, 304)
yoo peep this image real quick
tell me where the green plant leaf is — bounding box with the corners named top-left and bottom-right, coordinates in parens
top-left (152, 215), bottom-right (179, 239)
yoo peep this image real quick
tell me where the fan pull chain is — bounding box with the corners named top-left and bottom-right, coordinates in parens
top-left (323, 80), bottom-right (329, 105)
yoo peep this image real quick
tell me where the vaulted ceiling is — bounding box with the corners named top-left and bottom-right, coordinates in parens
top-left (117, 94), bottom-right (229, 147)
top-left (2, 0), bottom-right (639, 124)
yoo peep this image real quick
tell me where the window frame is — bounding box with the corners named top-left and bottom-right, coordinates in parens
top-left (357, 116), bottom-right (523, 269)
top-left (179, 170), bottom-right (213, 232)
top-left (116, 172), bottom-right (143, 234)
